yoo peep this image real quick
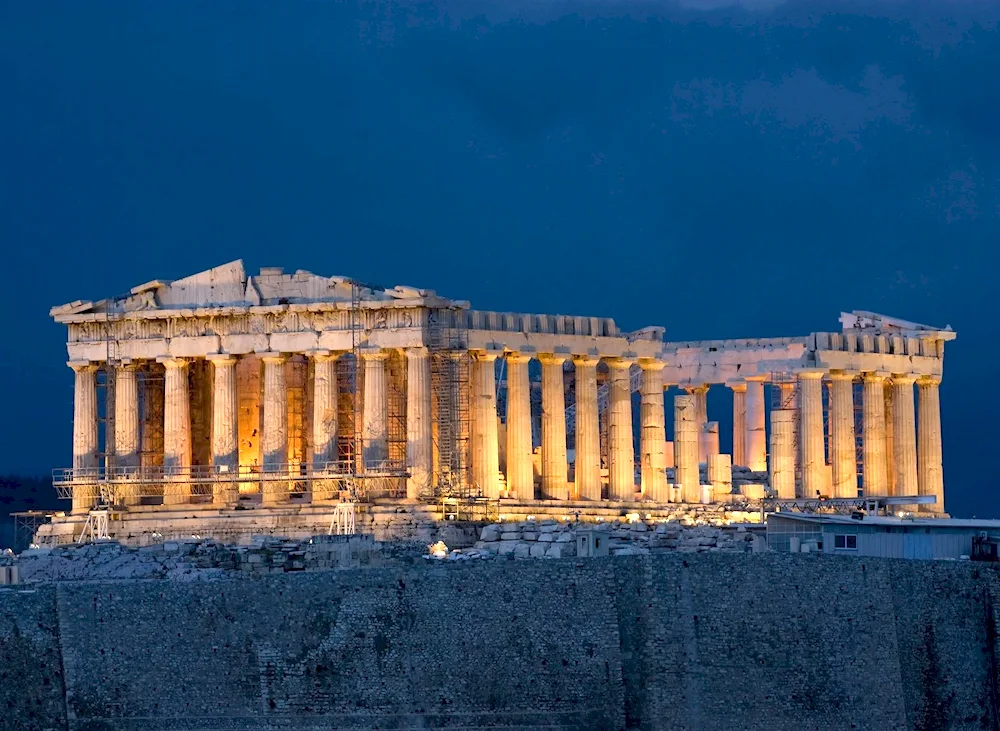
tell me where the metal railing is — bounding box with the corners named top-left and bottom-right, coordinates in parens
top-left (51, 461), bottom-right (409, 500)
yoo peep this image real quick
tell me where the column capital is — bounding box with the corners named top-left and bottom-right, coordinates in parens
top-left (683, 383), bottom-right (709, 393)
top-left (537, 353), bottom-right (568, 366)
top-left (157, 356), bottom-right (189, 370)
top-left (605, 357), bottom-right (634, 370)
top-left (795, 368), bottom-right (827, 380)
top-left (891, 373), bottom-right (917, 385)
top-left (306, 349), bottom-right (343, 363)
top-left (404, 346), bottom-right (430, 359)
top-left (743, 375), bottom-right (768, 383)
top-left (67, 360), bottom-right (98, 373)
top-left (358, 347), bottom-right (388, 362)
top-left (572, 354), bottom-right (601, 367)
top-left (471, 348), bottom-right (501, 362)
top-left (639, 357), bottom-right (666, 372)
top-left (260, 353), bottom-right (289, 365)
top-left (206, 353), bottom-right (238, 364)
top-left (828, 370), bottom-right (859, 382)
top-left (505, 351), bottom-right (533, 365)
top-left (863, 370), bottom-right (891, 382)
top-left (726, 380), bottom-right (747, 393)
top-left (917, 374), bottom-right (942, 387)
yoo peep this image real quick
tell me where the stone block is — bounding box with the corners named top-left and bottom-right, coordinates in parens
top-left (480, 525), bottom-right (502, 542)
top-left (529, 544), bottom-right (547, 558)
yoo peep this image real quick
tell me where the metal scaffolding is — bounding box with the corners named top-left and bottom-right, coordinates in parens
top-left (427, 306), bottom-right (472, 498)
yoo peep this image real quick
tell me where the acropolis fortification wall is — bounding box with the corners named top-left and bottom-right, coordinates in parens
top-left (1, 554), bottom-right (998, 730)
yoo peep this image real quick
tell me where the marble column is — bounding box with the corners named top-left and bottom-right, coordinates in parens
top-left (769, 410), bottom-right (796, 499)
top-left (160, 357), bottom-right (191, 507)
top-left (405, 347), bottom-right (432, 500)
top-left (261, 354), bottom-right (288, 506)
top-left (917, 375), bottom-right (944, 513)
top-left (862, 372), bottom-right (888, 495)
top-left (112, 362), bottom-right (140, 506)
top-left (114, 363), bottom-right (140, 471)
top-left (892, 374), bottom-right (919, 498)
top-left (639, 359), bottom-right (667, 501)
top-left (798, 370), bottom-right (827, 497)
top-left (70, 362), bottom-right (99, 514)
top-left (674, 394), bottom-right (700, 503)
top-left (708, 453), bottom-right (732, 500)
top-left (607, 358), bottom-right (635, 501)
top-left (505, 353), bottom-right (534, 501)
top-left (360, 348), bottom-right (389, 469)
top-left (779, 381), bottom-right (798, 477)
top-left (472, 350), bottom-right (501, 499)
top-left (310, 352), bottom-right (340, 471)
top-left (828, 371), bottom-right (858, 499)
top-left (685, 384), bottom-right (709, 461)
top-left (539, 354), bottom-right (568, 500)
top-left (745, 377), bottom-right (767, 472)
top-left (730, 382), bottom-right (746, 467)
top-left (884, 382), bottom-right (896, 495)
top-left (573, 355), bottom-right (601, 501)
top-left (209, 354), bottom-right (239, 506)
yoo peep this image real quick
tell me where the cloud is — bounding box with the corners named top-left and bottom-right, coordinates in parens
top-left (670, 65), bottom-right (912, 145)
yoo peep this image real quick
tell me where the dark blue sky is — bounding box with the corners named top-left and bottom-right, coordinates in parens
top-left (1, 0), bottom-right (997, 516)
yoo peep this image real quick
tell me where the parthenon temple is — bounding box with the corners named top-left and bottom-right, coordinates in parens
top-left (46, 261), bottom-right (955, 538)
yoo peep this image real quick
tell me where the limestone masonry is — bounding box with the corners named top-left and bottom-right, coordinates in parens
top-left (2, 554), bottom-right (999, 730)
top-left (43, 260), bottom-right (956, 543)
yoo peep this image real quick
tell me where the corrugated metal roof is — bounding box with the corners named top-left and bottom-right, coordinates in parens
top-left (768, 513), bottom-right (1000, 529)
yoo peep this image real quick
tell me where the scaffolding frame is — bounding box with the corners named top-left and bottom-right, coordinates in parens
top-left (427, 306), bottom-right (473, 498)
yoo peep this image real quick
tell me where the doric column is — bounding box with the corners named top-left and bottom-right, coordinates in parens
top-left (310, 352), bottom-right (340, 470)
top-left (862, 372), bottom-right (889, 495)
top-left (573, 355), bottom-right (601, 501)
top-left (160, 357), bottom-right (191, 507)
top-left (892, 374), bottom-right (919, 498)
top-left (405, 347), bottom-right (432, 499)
top-left (607, 358), bottom-right (635, 501)
top-left (769, 409), bottom-right (796, 499)
top-left (639, 359), bottom-right (667, 501)
top-left (828, 371), bottom-right (858, 499)
top-left (360, 348), bottom-right (389, 469)
top-left (505, 353), bottom-right (534, 500)
top-left (917, 375), bottom-right (944, 513)
top-left (471, 350), bottom-right (501, 499)
top-left (798, 370), bottom-right (827, 497)
top-left (260, 354), bottom-right (288, 506)
top-left (779, 381), bottom-right (798, 476)
top-left (674, 394), bottom-right (700, 503)
top-left (744, 377), bottom-right (767, 472)
top-left (539, 353), bottom-right (568, 500)
top-left (70, 362), bottom-right (99, 514)
top-left (730, 382), bottom-right (746, 467)
top-left (208, 354), bottom-right (238, 506)
top-left (884, 382), bottom-right (896, 494)
top-left (112, 362), bottom-right (140, 506)
top-left (114, 363), bottom-right (140, 470)
top-left (684, 384), bottom-right (709, 461)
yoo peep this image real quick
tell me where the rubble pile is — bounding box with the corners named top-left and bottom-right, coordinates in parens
top-left (432, 519), bottom-right (760, 561)
top-left (13, 534), bottom-right (385, 583)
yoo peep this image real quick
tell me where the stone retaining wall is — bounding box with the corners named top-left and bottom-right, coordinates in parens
top-left (2, 555), bottom-right (1000, 730)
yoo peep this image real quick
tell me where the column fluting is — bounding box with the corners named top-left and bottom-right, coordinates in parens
top-left (573, 355), bottom-right (601, 501)
top-left (745, 377), bottom-right (767, 471)
top-left (862, 372), bottom-right (888, 495)
top-left (539, 354), bottom-right (568, 500)
top-left (607, 358), bottom-right (635, 501)
top-left (405, 347), bottom-right (432, 500)
top-left (917, 375), bottom-right (944, 513)
top-left (640, 359), bottom-right (667, 501)
top-left (505, 353), bottom-right (534, 501)
top-left (893, 374), bottom-right (919, 498)
top-left (828, 371), bottom-right (858, 499)
top-left (70, 362), bottom-right (99, 514)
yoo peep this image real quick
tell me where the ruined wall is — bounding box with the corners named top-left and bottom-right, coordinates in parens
top-left (2, 555), bottom-right (1000, 731)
